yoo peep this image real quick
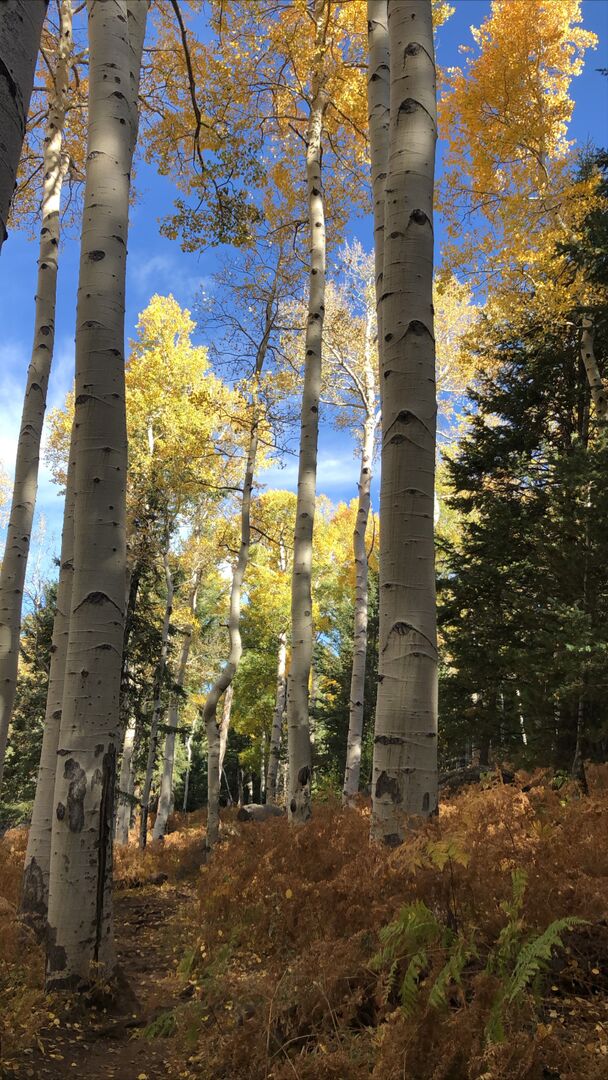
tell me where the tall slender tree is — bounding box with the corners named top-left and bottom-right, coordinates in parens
top-left (286, 0), bottom-right (330, 823)
top-left (45, 0), bottom-right (147, 990)
top-left (0, 0), bottom-right (47, 250)
top-left (0, 0), bottom-right (74, 791)
top-left (371, 0), bottom-right (439, 843)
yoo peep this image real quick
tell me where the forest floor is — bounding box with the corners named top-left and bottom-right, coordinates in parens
top-left (2, 774), bottom-right (608, 1080)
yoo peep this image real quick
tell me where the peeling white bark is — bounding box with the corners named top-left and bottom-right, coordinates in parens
top-left (45, 0), bottom-right (146, 991)
top-left (286, 0), bottom-right (329, 824)
top-left (0, 0), bottom-right (72, 791)
top-left (0, 0), bottom-right (47, 249)
top-left (371, 0), bottom-right (439, 844)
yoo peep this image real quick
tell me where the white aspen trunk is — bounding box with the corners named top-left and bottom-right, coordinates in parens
top-left (0, 1), bottom-right (72, 790)
top-left (0, 0), bottom-right (47, 250)
top-left (153, 585), bottom-right (196, 839)
top-left (371, 0), bottom-right (438, 844)
top-left (218, 682), bottom-right (233, 778)
top-left (267, 631), bottom-right (287, 803)
top-left (45, 0), bottom-right (146, 991)
top-left (152, 723), bottom-right (176, 841)
top-left (286, 1), bottom-right (328, 824)
top-left (203, 293), bottom-right (273, 848)
top-left (367, 0), bottom-right (390, 346)
top-left (115, 716), bottom-right (135, 846)
top-left (580, 316), bottom-right (607, 423)
top-left (22, 423), bottom-right (76, 921)
top-left (140, 554), bottom-right (173, 848)
top-left (182, 719), bottom-right (195, 812)
top-left (343, 339), bottom-right (377, 803)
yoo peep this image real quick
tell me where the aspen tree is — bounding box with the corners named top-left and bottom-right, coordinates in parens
top-left (0, 0), bottom-right (47, 250)
top-left (371, 0), bottom-right (439, 843)
top-left (203, 395), bottom-right (260, 847)
top-left (202, 260), bottom-right (280, 847)
top-left (286, 0), bottom-right (329, 823)
top-left (152, 569), bottom-right (200, 842)
top-left (266, 633), bottom-right (287, 804)
top-left (367, 0), bottom-right (390, 342)
top-left (22, 428), bottom-right (76, 919)
top-left (343, 306), bottom-right (378, 802)
top-left (0, 0), bottom-right (73, 792)
top-left (115, 716), bottom-right (135, 845)
top-left (140, 553), bottom-right (173, 848)
top-left (45, 0), bottom-right (147, 990)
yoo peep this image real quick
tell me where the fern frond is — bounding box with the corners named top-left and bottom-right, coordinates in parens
top-left (506, 916), bottom-right (585, 1004)
top-left (428, 939), bottom-right (477, 1010)
top-left (400, 949), bottom-right (428, 1017)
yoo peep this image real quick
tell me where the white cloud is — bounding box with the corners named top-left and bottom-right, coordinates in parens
top-left (128, 252), bottom-right (211, 307)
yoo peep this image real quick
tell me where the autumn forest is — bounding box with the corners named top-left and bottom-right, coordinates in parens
top-left (0, 1), bottom-right (607, 1077)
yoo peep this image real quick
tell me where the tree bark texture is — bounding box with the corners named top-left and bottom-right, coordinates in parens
top-left (286, 0), bottom-right (329, 824)
top-left (152, 578), bottom-right (197, 841)
top-left (22, 424), bottom-right (76, 920)
top-left (115, 715), bottom-right (135, 845)
top-left (0, 0), bottom-right (72, 791)
top-left (0, 0), bottom-right (47, 250)
top-left (371, 0), bottom-right (439, 844)
top-left (140, 553), bottom-right (173, 848)
top-left (367, 0), bottom-right (390, 349)
top-left (343, 320), bottom-right (377, 802)
top-left (580, 316), bottom-right (607, 423)
top-left (45, 0), bottom-right (146, 991)
top-left (266, 631), bottom-right (287, 803)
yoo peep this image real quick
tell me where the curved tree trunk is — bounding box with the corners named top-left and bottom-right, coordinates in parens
top-left (286, 1), bottom-right (328, 824)
top-left (140, 553), bottom-right (173, 848)
top-left (266, 631), bottom-right (287, 803)
top-left (0, 0), bottom-right (47, 250)
top-left (0, 0), bottom-right (72, 791)
top-left (343, 340), bottom-right (377, 802)
top-left (371, 0), bottom-right (438, 844)
top-left (45, 0), bottom-right (147, 991)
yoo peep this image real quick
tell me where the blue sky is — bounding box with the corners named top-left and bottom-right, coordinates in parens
top-left (0, 0), bottom-right (607, 579)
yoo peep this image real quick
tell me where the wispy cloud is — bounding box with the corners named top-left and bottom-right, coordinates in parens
top-left (128, 252), bottom-right (211, 309)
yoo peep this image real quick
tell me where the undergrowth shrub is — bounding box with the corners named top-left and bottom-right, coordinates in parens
top-left (173, 773), bottom-right (608, 1080)
top-left (0, 827), bottom-right (47, 1061)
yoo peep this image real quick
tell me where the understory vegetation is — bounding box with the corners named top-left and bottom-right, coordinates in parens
top-left (2, 773), bottom-right (608, 1079)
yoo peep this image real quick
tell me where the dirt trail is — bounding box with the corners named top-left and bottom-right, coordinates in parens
top-left (4, 881), bottom-right (194, 1080)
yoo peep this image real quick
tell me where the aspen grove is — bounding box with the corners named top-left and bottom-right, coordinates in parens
top-left (0, 1), bottom-right (607, 1077)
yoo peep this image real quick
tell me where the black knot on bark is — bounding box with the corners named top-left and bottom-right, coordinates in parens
top-left (375, 771), bottom-right (402, 804)
top-left (398, 98), bottom-right (418, 115)
top-left (404, 42), bottom-right (421, 57)
top-left (88, 250), bottom-right (105, 261)
top-left (297, 765), bottom-right (311, 788)
top-left (410, 208), bottom-right (429, 226)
